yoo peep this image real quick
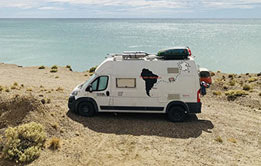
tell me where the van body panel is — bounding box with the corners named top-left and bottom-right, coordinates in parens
top-left (69, 55), bottom-right (201, 114)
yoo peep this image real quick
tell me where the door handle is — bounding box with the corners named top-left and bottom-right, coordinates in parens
top-left (106, 91), bottom-right (110, 96)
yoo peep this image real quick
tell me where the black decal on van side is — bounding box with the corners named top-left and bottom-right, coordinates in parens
top-left (141, 69), bottom-right (158, 96)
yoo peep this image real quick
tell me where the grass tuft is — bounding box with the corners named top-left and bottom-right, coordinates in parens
top-left (215, 136), bottom-right (223, 143)
top-left (243, 84), bottom-right (251, 91)
top-left (228, 138), bottom-right (237, 143)
top-left (56, 87), bottom-right (64, 92)
top-left (48, 138), bottom-right (61, 150)
top-left (213, 91), bottom-right (222, 96)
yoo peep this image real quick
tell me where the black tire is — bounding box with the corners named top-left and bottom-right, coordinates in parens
top-left (77, 102), bottom-right (95, 117)
top-left (167, 106), bottom-right (186, 122)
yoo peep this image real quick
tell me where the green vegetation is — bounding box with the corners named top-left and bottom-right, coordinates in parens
top-left (243, 84), bottom-right (251, 91)
top-left (213, 91), bottom-right (221, 96)
top-left (2, 122), bottom-right (46, 163)
top-left (38, 66), bottom-right (45, 69)
top-left (89, 66), bottom-right (97, 73)
top-left (51, 65), bottom-right (58, 69)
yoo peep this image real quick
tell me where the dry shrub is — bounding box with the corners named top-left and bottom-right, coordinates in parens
top-left (10, 85), bottom-right (17, 90)
top-left (0, 85), bottom-right (4, 91)
top-left (2, 122), bottom-right (46, 163)
top-left (38, 66), bottom-right (45, 69)
top-left (229, 80), bottom-right (236, 86)
top-left (215, 136), bottom-right (223, 143)
top-left (5, 88), bottom-right (10, 92)
top-left (225, 90), bottom-right (248, 101)
top-left (89, 66), bottom-right (97, 73)
top-left (213, 91), bottom-right (222, 96)
top-left (50, 69), bottom-right (58, 73)
top-left (259, 92), bottom-right (261, 97)
top-left (228, 74), bottom-right (234, 78)
top-left (228, 138), bottom-right (237, 143)
top-left (26, 88), bottom-right (33, 92)
top-left (56, 87), bottom-right (63, 92)
top-left (55, 76), bottom-right (59, 79)
top-left (248, 77), bottom-right (258, 83)
top-left (243, 84), bottom-right (251, 91)
top-left (51, 65), bottom-right (58, 69)
top-left (48, 138), bottom-right (61, 150)
top-left (13, 82), bottom-right (18, 86)
top-left (66, 65), bottom-right (72, 71)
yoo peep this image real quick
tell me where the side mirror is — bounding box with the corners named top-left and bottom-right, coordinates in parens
top-left (86, 85), bottom-right (93, 93)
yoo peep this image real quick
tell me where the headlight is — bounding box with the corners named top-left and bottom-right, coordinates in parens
top-left (71, 90), bottom-right (79, 96)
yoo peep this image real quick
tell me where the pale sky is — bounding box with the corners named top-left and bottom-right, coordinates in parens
top-left (0, 0), bottom-right (261, 18)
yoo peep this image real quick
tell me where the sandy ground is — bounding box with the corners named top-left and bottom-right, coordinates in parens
top-left (0, 63), bottom-right (260, 166)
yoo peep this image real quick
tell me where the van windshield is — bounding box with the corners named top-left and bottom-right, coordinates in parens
top-left (78, 74), bottom-right (96, 89)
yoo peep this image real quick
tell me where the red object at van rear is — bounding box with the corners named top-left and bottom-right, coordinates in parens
top-left (188, 48), bottom-right (192, 56)
top-left (197, 89), bottom-right (201, 103)
top-left (199, 70), bottom-right (212, 84)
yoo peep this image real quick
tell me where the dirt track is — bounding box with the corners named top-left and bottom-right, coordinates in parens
top-left (0, 63), bottom-right (260, 166)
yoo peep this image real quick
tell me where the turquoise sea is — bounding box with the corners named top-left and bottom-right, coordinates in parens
top-left (0, 19), bottom-right (260, 73)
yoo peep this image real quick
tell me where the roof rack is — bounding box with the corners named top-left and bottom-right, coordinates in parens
top-left (122, 51), bottom-right (149, 60)
top-left (110, 51), bottom-right (149, 60)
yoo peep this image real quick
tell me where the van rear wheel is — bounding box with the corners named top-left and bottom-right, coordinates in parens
top-left (78, 102), bottom-right (95, 117)
top-left (167, 106), bottom-right (186, 122)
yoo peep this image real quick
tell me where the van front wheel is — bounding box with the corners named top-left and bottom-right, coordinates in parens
top-left (167, 106), bottom-right (186, 122)
top-left (78, 102), bottom-right (95, 117)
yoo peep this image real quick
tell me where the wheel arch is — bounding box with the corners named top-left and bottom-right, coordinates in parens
top-left (166, 101), bottom-right (189, 114)
top-left (75, 97), bottom-right (98, 113)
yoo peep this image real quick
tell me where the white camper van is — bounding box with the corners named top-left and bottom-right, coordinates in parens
top-left (68, 49), bottom-right (202, 122)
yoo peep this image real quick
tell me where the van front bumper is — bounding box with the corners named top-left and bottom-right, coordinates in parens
top-left (186, 102), bottom-right (202, 113)
top-left (68, 96), bottom-right (76, 112)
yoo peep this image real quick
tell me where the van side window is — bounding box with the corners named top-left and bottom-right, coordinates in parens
top-left (98, 76), bottom-right (109, 91)
top-left (116, 78), bottom-right (136, 88)
top-left (89, 76), bottom-right (109, 91)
